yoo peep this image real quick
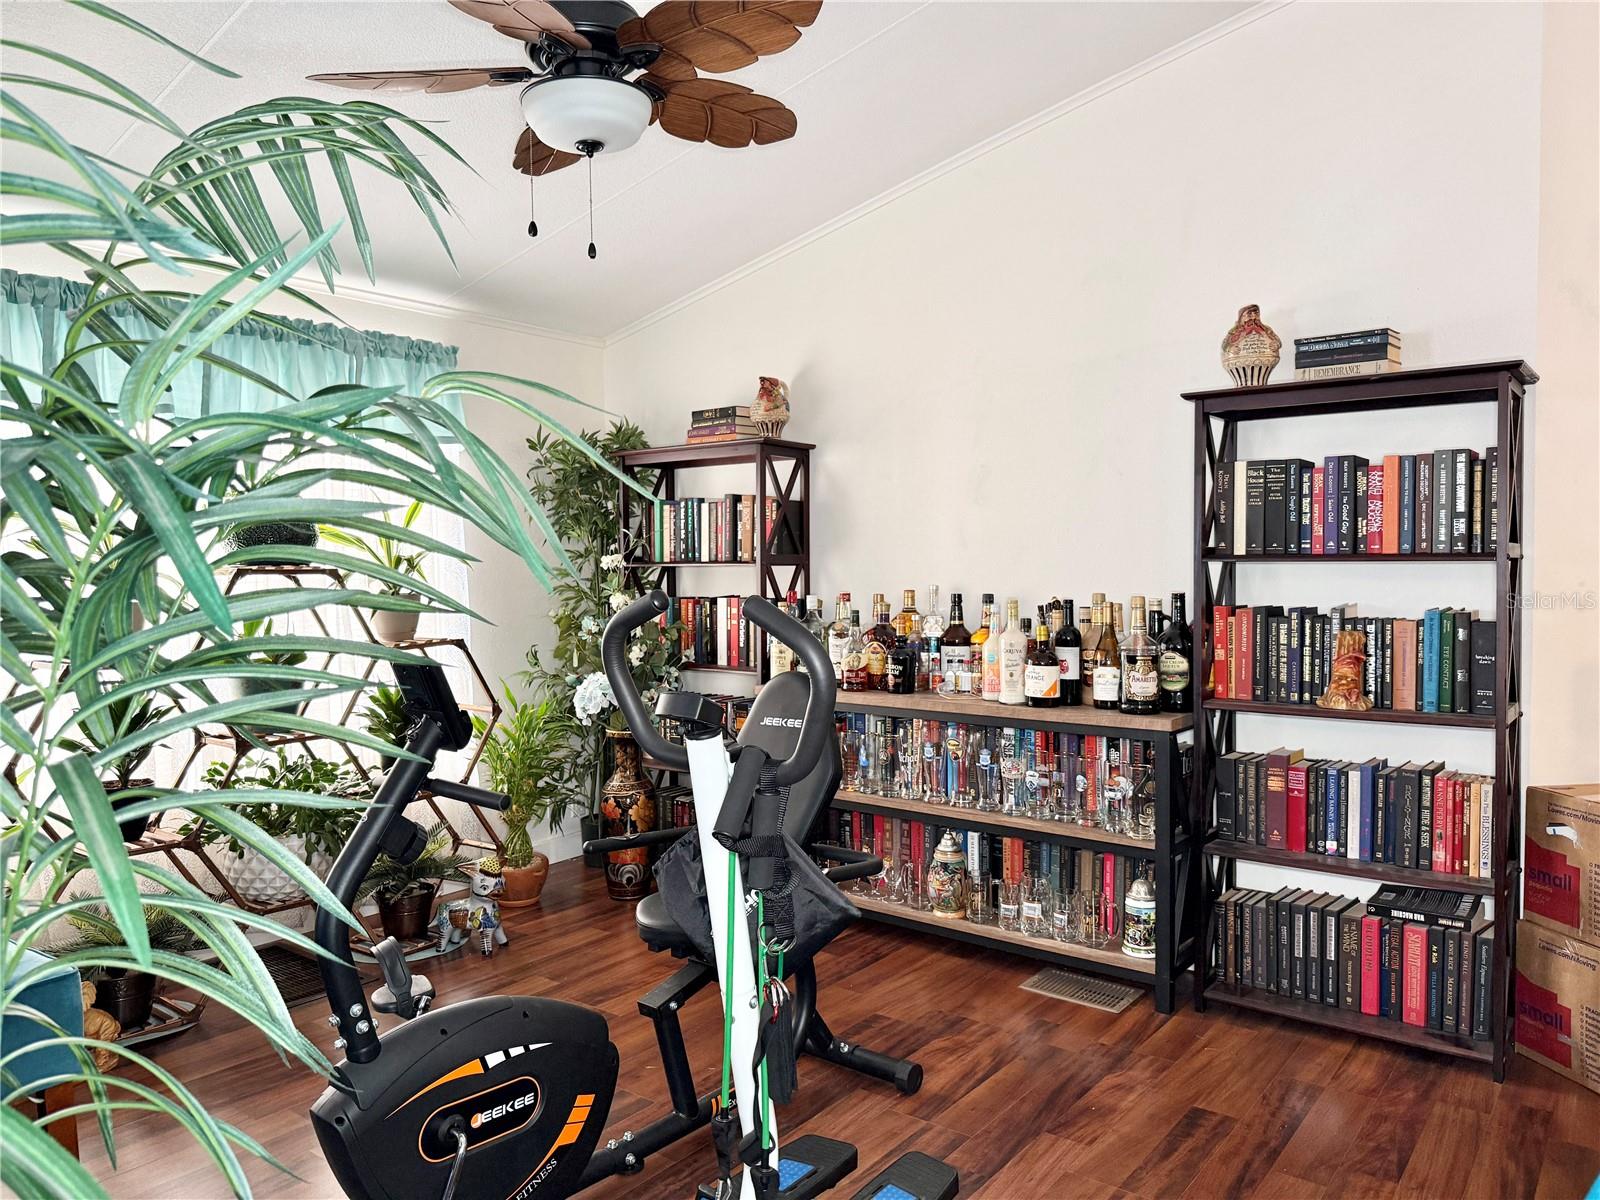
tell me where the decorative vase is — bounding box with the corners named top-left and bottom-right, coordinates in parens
top-left (1220, 305), bottom-right (1282, 386)
top-left (501, 853), bottom-right (550, 907)
top-left (376, 883), bottom-right (438, 942)
top-left (371, 596), bottom-right (421, 645)
top-left (96, 968), bottom-right (158, 1030)
top-left (925, 830), bottom-right (970, 920)
top-left (580, 813), bottom-right (604, 870)
top-left (599, 729), bottom-right (656, 901)
top-left (750, 376), bottom-right (790, 438)
top-left (224, 520), bottom-right (318, 565)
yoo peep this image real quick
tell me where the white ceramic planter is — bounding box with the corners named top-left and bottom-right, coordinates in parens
top-left (220, 834), bottom-right (332, 905)
top-left (370, 597), bottom-right (421, 646)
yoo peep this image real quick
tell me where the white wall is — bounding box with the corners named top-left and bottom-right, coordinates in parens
top-left (602, 3), bottom-right (1598, 901)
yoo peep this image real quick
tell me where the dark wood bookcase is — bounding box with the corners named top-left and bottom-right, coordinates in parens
top-left (616, 437), bottom-right (812, 682)
top-left (1185, 360), bottom-right (1534, 1079)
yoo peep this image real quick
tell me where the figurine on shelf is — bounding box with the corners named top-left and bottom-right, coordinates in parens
top-left (467, 855), bottom-right (508, 957)
top-left (1317, 628), bottom-right (1374, 711)
top-left (1220, 304), bottom-right (1282, 386)
top-left (433, 900), bottom-right (470, 954)
top-left (750, 376), bottom-right (790, 438)
top-left (80, 981), bottom-right (121, 1068)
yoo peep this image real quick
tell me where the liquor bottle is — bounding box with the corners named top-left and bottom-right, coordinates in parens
top-left (865, 594), bottom-right (894, 690)
top-left (1113, 601), bottom-right (1125, 641)
top-left (1157, 590), bottom-right (1193, 712)
top-left (1147, 597), bottom-right (1165, 639)
top-left (826, 592), bottom-right (852, 676)
top-left (803, 596), bottom-right (826, 644)
top-left (1092, 600), bottom-right (1122, 709)
top-left (1054, 597), bottom-right (1082, 706)
top-left (998, 598), bottom-right (1027, 706)
top-left (842, 610), bottom-right (868, 692)
top-left (769, 589), bottom-right (798, 675)
top-left (886, 634), bottom-right (917, 694)
top-left (971, 593), bottom-right (996, 694)
top-left (981, 596), bottom-right (1003, 702)
top-left (894, 589), bottom-right (921, 640)
top-left (920, 585), bottom-right (944, 691)
top-left (1120, 595), bottom-right (1159, 715)
top-left (1024, 616), bottom-right (1061, 707)
top-left (940, 593), bottom-right (974, 693)
top-left (1082, 596), bottom-right (1106, 687)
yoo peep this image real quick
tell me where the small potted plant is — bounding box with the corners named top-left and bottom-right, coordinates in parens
top-left (64, 898), bottom-right (200, 1030)
top-left (476, 687), bottom-right (582, 906)
top-left (356, 821), bottom-right (473, 941)
top-left (360, 684), bottom-right (414, 770)
top-left (60, 695), bottom-right (173, 842)
top-left (319, 499), bottom-right (429, 644)
top-left (222, 457), bottom-right (319, 564)
top-left (213, 617), bottom-right (309, 716)
top-left (189, 752), bottom-right (368, 904)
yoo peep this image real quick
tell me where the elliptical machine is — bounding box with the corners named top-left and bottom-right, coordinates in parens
top-left (309, 595), bottom-right (957, 1200)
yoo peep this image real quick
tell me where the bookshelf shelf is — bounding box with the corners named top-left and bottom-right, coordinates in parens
top-left (1202, 698), bottom-right (1510, 729)
top-left (850, 894), bottom-right (1156, 979)
top-left (836, 690), bottom-right (1191, 735)
top-left (834, 788), bottom-right (1156, 853)
top-left (617, 438), bottom-right (811, 685)
top-left (1187, 360), bottom-right (1531, 1082)
top-left (1204, 985), bottom-right (1492, 1062)
top-left (1204, 835), bottom-right (1498, 895)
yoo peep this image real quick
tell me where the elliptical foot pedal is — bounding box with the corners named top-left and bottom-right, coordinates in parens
top-left (774, 1135), bottom-right (857, 1199)
top-left (850, 1151), bottom-right (958, 1200)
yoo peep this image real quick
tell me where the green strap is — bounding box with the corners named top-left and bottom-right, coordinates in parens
top-left (719, 848), bottom-right (737, 1110)
top-left (756, 892), bottom-right (771, 1153)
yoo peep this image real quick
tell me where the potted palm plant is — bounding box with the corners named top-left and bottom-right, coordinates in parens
top-left (476, 687), bottom-right (582, 906)
top-left (320, 499), bottom-right (429, 644)
top-left (356, 822), bottom-right (473, 941)
top-left (60, 696), bottom-right (173, 842)
top-left (361, 684), bottom-right (415, 770)
top-left (65, 899), bottom-right (201, 1031)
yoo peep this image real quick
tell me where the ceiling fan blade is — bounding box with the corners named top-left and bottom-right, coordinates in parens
top-left (618, 1), bottom-right (821, 75)
top-left (513, 127), bottom-right (582, 175)
top-left (448, 0), bottom-right (592, 49)
top-left (307, 67), bottom-right (533, 94)
top-left (645, 76), bottom-right (797, 149)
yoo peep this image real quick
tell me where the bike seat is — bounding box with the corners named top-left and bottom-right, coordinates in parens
top-left (635, 891), bottom-right (697, 957)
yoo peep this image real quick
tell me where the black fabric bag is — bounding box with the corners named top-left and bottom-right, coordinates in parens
top-left (653, 831), bottom-right (858, 968)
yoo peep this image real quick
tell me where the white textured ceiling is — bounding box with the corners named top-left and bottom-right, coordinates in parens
top-left (5, 0), bottom-right (1252, 338)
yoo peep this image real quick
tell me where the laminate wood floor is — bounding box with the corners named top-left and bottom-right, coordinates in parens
top-left (79, 860), bottom-right (1600, 1199)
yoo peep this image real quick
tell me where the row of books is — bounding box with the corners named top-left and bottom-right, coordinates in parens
top-left (650, 495), bottom-right (767, 563)
top-left (686, 404), bottom-right (760, 444)
top-left (1212, 445), bottom-right (1498, 556)
top-left (1209, 603), bottom-right (1496, 715)
top-left (829, 811), bottom-right (1152, 936)
top-left (675, 596), bottom-right (766, 670)
top-left (1292, 327), bottom-right (1401, 381)
top-left (1216, 749), bottom-right (1494, 878)
top-left (1213, 884), bottom-right (1493, 1039)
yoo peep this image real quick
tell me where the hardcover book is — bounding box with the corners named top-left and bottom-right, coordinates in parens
top-left (1214, 461), bottom-right (1235, 551)
top-left (1452, 612), bottom-right (1473, 714)
top-left (1366, 885), bottom-right (1483, 930)
top-left (1417, 453), bottom-right (1433, 554)
top-left (1470, 620), bottom-right (1496, 715)
top-left (1244, 461), bottom-right (1267, 556)
top-left (1366, 464), bottom-right (1385, 555)
top-left (1402, 923), bottom-right (1427, 1026)
top-left (1341, 905), bottom-right (1364, 1011)
top-left (1263, 460), bottom-right (1289, 555)
top-left (1360, 915), bottom-right (1381, 1016)
top-left (1426, 924), bottom-right (1445, 1029)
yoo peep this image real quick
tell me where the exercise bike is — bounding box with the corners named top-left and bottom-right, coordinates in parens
top-left (310, 594), bottom-right (958, 1200)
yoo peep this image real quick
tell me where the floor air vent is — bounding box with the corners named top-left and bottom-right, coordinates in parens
top-left (1019, 967), bottom-right (1142, 1013)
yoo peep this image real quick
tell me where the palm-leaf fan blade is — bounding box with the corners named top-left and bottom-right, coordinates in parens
top-left (644, 77), bottom-right (796, 148)
top-left (448, 0), bottom-right (592, 48)
top-left (513, 128), bottom-right (581, 175)
top-left (619, 1), bottom-right (822, 78)
top-left (307, 68), bottom-right (532, 94)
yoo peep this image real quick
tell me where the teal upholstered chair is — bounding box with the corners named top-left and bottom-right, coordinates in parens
top-left (3, 945), bottom-right (86, 1156)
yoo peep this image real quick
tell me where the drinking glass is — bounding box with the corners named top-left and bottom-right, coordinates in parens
top-left (1129, 764), bottom-right (1157, 842)
top-left (1053, 889), bottom-right (1078, 943)
top-left (1075, 760), bottom-right (1099, 828)
top-left (1076, 888), bottom-right (1121, 948)
top-left (1020, 874), bottom-right (1052, 938)
top-left (896, 723), bottom-right (918, 799)
top-left (840, 728), bottom-right (861, 793)
top-left (998, 739), bottom-right (1023, 815)
top-left (997, 881), bottom-right (1022, 932)
top-left (922, 724), bottom-right (946, 804)
top-left (1102, 768), bottom-right (1134, 837)
top-left (967, 877), bottom-right (991, 925)
top-left (857, 730), bottom-right (877, 796)
top-left (974, 742), bottom-right (999, 813)
top-left (946, 730), bottom-right (972, 808)
top-left (1024, 765), bottom-right (1049, 820)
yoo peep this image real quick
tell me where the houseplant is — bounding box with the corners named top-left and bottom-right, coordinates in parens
top-left (361, 684), bottom-right (414, 770)
top-left (0, 7), bottom-right (654, 1195)
top-left (319, 499), bottom-right (430, 644)
top-left (58, 695), bottom-right (174, 842)
top-left (64, 898), bottom-right (202, 1031)
top-left (193, 754), bottom-right (369, 904)
top-left (475, 688), bottom-right (582, 905)
top-left (355, 822), bottom-right (473, 941)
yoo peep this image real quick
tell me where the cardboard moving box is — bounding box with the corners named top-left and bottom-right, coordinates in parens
top-left (1515, 920), bottom-right (1600, 1096)
top-left (1524, 783), bottom-right (1600, 942)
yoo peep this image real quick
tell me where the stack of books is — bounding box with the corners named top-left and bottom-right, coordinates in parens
top-left (1215, 748), bottom-right (1495, 878)
top-left (1211, 445), bottom-right (1499, 556)
top-left (1293, 328), bottom-right (1402, 381)
top-left (686, 405), bottom-right (759, 444)
top-left (1209, 602), bottom-right (1497, 716)
top-left (675, 595), bottom-right (765, 670)
top-left (1213, 884), bottom-right (1493, 1039)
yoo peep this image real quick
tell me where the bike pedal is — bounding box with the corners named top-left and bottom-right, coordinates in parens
top-left (773, 1135), bottom-right (856, 1199)
top-left (849, 1151), bottom-right (958, 1200)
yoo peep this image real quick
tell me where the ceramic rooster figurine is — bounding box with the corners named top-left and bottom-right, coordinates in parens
top-left (750, 376), bottom-right (791, 437)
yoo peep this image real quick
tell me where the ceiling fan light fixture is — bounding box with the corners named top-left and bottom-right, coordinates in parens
top-left (519, 76), bottom-right (651, 156)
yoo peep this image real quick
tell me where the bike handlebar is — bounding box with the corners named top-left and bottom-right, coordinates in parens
top-left (424, 777), bottom-right (510, 811)
top-left (602, 590), bottom-right (689, 771)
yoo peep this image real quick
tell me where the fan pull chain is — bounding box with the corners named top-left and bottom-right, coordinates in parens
top-left (586, 154), bottom-right (596, 260)
top-left (527, 169), bottom-right (538, 239)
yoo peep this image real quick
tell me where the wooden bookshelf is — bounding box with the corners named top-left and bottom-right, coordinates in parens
top-left (1186, 360), bottom-right (1532, 1081)
top-left (834, 692), bottom-right (1197, 1013)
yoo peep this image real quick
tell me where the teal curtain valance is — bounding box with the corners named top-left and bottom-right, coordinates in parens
top-left (0, 267), bottom-right (462, 423)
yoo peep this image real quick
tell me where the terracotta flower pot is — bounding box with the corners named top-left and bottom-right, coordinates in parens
top-left (500, 855), bottom-right (550, 908)
top-left (375, 884), bottom-right (438, 942)
top-left (96, 968), bottom-right (158, 1030)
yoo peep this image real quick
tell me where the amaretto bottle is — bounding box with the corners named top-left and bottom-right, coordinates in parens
top-left (998, 598), bottom-right (1027, 706)
top-left (1120, 595), bottom-right (1160, 715)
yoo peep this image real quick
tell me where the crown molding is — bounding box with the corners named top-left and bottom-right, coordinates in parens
top-left (603, 0), bottom-right (1290, 347)
top-left (288, 276), bottom-right (609, 349)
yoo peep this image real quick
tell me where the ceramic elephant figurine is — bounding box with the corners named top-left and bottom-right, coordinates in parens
top-left (433, 900), bottom-right (470, 954)
top-left (467, 856), bottom-right (508, 958)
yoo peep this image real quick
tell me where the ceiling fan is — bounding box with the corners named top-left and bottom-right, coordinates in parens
top-left (309, 1), bottom-right (822, 256)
